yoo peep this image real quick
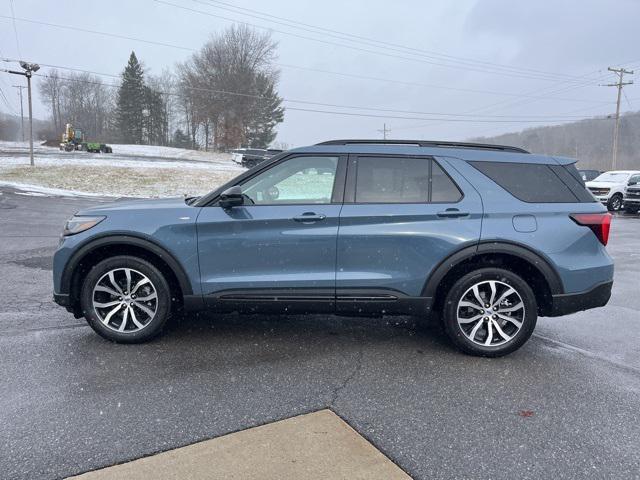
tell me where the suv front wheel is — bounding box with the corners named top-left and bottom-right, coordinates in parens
top-left (442, 268), bottom-right (537, 357)
top-left (607, 193), bottom-right (623, 211)
top-left (80, 255), bottom-right (172, 343)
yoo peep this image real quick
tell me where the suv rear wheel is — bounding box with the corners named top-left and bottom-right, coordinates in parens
top-left (442, 268), bottom-right (537, 357)
top-left (80, 255), bottom-right (172, 343)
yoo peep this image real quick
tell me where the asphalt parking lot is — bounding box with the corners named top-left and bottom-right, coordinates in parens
top-left (1, 185), bottom-right (639, 480)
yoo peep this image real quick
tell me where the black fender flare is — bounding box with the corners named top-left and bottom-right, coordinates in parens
top-left (60, 234), bottom-right (194, 297)
top-left (421, 240), bottom-right (564, 298)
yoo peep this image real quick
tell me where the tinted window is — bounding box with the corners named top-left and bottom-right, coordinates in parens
top-left (550, 165), bottom-right (596, 203)
top-left (470, 161), bottom-right (589, 203)
top-left (242, 156), bottom-right (338, 204)
top-left (355, 157), bottom-right (461, 203)
top-left (432, 161), bottom-right (463, 202)
top-left (628, 174), bottom-right (640, 185)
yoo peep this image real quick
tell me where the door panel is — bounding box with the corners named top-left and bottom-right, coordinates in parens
top-left (336, 156), bottom-right (482, 300)
top-left (197, 204), bottom-right (341, 294)
top-left (196, 154), bottom-right (345, 305)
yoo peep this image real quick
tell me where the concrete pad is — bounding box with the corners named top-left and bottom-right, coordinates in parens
top-left (67, 410), bottom-right (411, 480)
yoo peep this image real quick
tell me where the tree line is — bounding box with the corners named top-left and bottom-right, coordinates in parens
top-left (471, 112), bottom-right (640, 170)
top-left (37, 25), bottom-right (284, 150)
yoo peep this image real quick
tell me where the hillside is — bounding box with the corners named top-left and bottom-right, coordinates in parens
top-left (470, 111), bottom-right (640, 170)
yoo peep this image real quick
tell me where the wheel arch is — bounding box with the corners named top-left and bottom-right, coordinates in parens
top-left (62, 235), bottom-right (193, 313)
top-left (423, 241), bottom-right (564, 317)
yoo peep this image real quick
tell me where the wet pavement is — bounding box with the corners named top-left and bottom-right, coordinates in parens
top-left (1, 186), bottom-right (639, 480)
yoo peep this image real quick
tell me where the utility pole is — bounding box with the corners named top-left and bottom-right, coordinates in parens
top-left (3, 61), bottom-right (39, 166)
top-left (603, 67), bottom-right (633, 170)
top-left (377, 123), bottom-right (391, 140)
top-left (12, 85), bottom-right (25, 141)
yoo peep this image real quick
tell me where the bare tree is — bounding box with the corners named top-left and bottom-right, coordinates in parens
top-left (39, 71), bottom-right (115, 141)
top-left (177, 24), bottom-right (284, 150)
top-left (38, 69), bottom-right (63, 131)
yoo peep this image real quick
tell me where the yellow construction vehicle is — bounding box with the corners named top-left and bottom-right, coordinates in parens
top-left (60, 123), bottom-right (112, 153)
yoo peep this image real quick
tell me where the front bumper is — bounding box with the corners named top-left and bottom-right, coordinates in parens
top-left (53, 293), bottom-right (71, 306)
top-left (548, 281), bottom-right (613, 317)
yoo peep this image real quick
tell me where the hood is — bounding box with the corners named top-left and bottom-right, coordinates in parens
top-left (75, 196), bottom-right (193, 216)
top-left (585, 181), bottom-right (620, 188)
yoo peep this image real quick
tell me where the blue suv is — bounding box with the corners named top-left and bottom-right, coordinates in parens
top-left (53, 140), bottom-right (614, 356)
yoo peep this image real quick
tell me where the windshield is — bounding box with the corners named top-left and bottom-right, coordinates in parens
top-left (592, 172), bottom-right (630, 182)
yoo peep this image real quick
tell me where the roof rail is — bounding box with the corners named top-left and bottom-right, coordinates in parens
top-left (315, 139), bottom-right (529, 154)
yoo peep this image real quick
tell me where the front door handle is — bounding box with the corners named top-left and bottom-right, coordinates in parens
top-left (293, 212), bottom-right (327, 223)
top-left (437, 208), bottom-right (469, 218)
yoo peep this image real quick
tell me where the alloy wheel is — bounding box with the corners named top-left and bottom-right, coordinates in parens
top-left (92, 268), bottom-right (158, 333)
top-left (611, 195), bottom-right (622, 211)
top-left (456, 280), bottom-right (525, 347)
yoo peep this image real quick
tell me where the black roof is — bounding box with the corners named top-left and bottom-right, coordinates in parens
top-left (316, 139), bottom-right (529, 154)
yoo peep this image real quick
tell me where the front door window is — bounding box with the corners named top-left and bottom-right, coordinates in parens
top-left (241, 156), bottom-right (339, 205)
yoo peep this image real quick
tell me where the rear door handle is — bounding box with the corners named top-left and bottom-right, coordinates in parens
top-left (437, 208), bottom-right (469, 218)
top-left (293, 212), bottom-right (326, 223)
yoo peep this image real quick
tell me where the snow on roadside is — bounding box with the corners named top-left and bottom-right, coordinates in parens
top-left (0, 181), bottom-right (122, 198)
top-left (0, 153), bottom-right (244, 171)
top-left (0, 164), bottom-right (239, 198)
top-left (0, 142), bottom-right (245, 198)
top-left (108, 143), bottom-right (233, 162)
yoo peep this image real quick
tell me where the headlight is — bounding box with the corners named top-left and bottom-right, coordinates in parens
top-left (63, 216), bottom-right (106, 236)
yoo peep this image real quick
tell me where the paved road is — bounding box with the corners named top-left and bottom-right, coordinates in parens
top-left (1, 186), bottom-right (639, 480)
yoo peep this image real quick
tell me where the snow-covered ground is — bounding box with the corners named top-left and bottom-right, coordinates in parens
top-left (0, 141), bottom-right (245, 197)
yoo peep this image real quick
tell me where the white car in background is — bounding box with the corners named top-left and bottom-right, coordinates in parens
top-left (586, 170), bottom-right (640, 211)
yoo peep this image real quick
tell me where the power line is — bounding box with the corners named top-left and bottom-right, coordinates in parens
top-left (276, 63), bottom-right (612, 105)
top-left (153, 1), bottom-right (602, 84)
top-left (30, 70), bottom-right (612, 124)
top-left (393, 68), bottom-right (614, 132)
top-left (0, 17), bottom-right (613, 107)
top-left (603, 66), bottom-right (634, 170)
top-left (29, 67), bottom-right (602, 120)
top-left (8, 0), bottom-right (22, 59)
top-left (191, 0), bottom-right (594, 83)
top-left (0, 85), bottom-right (18, 114)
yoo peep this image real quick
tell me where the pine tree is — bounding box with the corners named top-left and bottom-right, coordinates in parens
top-left (142, 86), bottom-right (166, 145)
top-left (171, 128), bottom-right (192, 149)
top-left (244, 73), bottom-right (284, 148)
top-left (116, 52), bottom-right (145, 144)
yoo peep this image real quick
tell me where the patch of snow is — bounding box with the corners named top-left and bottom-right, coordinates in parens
top-left (0, 141), bottom-right (244, 171)
top-left (0, 181), bottom-right (133, 198)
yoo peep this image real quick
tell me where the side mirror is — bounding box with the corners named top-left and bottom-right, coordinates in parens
top-left (219, 185), bottom-right (244, 208)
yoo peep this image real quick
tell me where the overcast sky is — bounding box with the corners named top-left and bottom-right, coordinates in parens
top-left (1, 0), bottom-right (639, 146)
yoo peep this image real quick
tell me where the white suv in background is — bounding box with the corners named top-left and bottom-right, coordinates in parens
top-left (586, 170), bottom-right (640, 211)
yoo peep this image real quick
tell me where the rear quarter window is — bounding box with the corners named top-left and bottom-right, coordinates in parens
top-left (470, 161), bottom-right (595, 203)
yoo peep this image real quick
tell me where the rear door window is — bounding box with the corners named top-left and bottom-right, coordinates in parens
top-left (354, 156), bottom-right (462, 203)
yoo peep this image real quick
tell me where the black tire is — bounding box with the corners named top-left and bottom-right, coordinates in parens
top-left (80, 255), bottom-right (172, 343)
top-left (624, 205), bottom-right (638, 214)
top-left (441, 268), bottom-right (537, 357)
top-left (607, 193), bottom-right (623, 211)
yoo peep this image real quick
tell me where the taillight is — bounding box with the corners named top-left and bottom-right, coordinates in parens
top-left (570, 213), bottom-right (612, 246)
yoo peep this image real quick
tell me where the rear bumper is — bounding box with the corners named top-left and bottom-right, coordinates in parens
top-left (548, 281), bottom-right (613, 317)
